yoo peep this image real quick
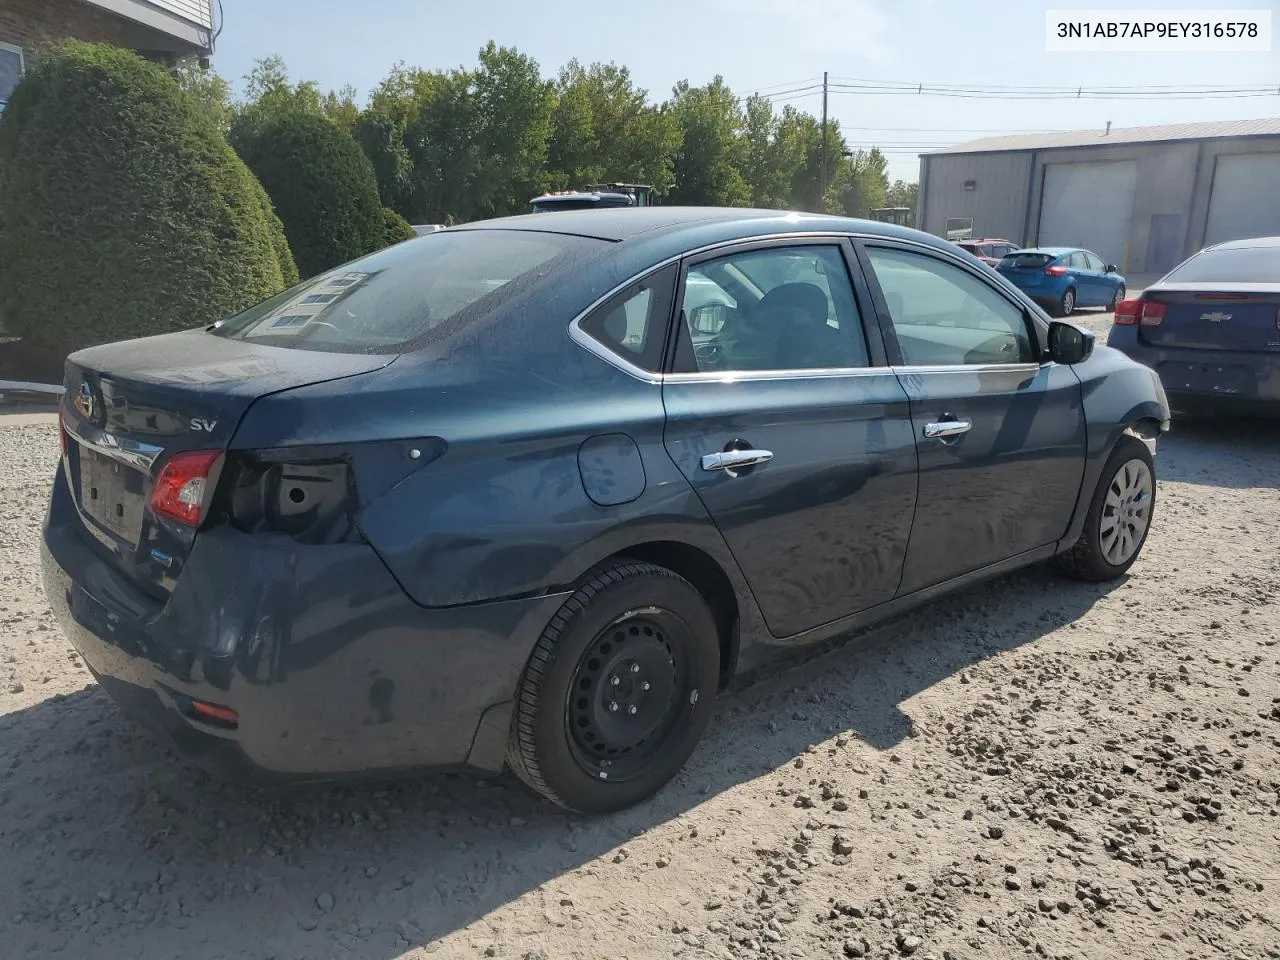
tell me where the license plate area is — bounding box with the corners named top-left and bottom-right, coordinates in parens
top-left (78, 444), bottom-right (147, 546)
top-left (1159, 361), bottom-right (1251, 396)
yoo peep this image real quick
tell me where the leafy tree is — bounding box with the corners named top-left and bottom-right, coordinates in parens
top-left (548, 61), bottom-right (678, 193)
top-left (353, 64), bottom-right (422, 216)
top-left (885, 179), bottom-right (920, 223)
top-left (667, 77), bottom-right (749, 207)
top-left (172, 59), bottom-right (233, 134)
top-left (828, 147), bottom-right (889, 218)
top-left (0, 42), bottom-right (296, 358)
top-left (234, 109), bottom-right (385, 277)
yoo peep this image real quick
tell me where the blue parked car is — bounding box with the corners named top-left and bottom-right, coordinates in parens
top-left (996, 247), bottom-right (1127, 317)
top-left (42, 209), bottom-right (1170, 813)
top-left (1107, 236), bottom-right (1280, 417)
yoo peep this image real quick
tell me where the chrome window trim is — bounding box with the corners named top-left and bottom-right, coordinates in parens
top-left (566, 230), bottom-right (1048, 384)
top-left (65, 418), bottom-right (163, 472)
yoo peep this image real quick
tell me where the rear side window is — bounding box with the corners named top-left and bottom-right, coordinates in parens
top-left (212, 230), bottom-right (596, 353)
top-left (578, 264), bottom-right (678, 372)
top-left (674, 245), bottom-right (869, 373)
top-left (1164, 246), bottom-right (1278, 283)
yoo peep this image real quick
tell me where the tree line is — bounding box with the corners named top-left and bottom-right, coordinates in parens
top-left (180, 44), bottom-right (920, 227)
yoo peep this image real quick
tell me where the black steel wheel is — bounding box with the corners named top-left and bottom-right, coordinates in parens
top-left (507, 562), bottom-right (720, 813)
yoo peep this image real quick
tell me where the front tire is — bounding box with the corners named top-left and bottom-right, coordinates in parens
top-left (1057, 435), bottom-right (1156, 582)
top-left (507, 562), bottom-right (720, 814)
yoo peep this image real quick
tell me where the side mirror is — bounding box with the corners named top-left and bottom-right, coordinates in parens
top-left (1105, 264), bottom-right (1118, 273)
top-left (1047, 320), bottom-right (1095, 365)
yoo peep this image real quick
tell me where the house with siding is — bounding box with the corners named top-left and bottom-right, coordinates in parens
top-left (0, 0), bottom-right (215, 112)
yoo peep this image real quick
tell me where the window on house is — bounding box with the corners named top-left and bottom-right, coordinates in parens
top-left (0, 43), bottom-right (24, 115)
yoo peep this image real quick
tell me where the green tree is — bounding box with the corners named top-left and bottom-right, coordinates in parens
top-left (172, 60), bottom-right (233, 134)
top-left (234, 109), bottom-right (385, 277)
top-left (323, 84), bottom-right (360, 133)
top-left (885, 179), bottom-right (920, 223)
top-left (469, 43), bottom-right (555, 217)
top-left (547, 60), bottom-right (678, 193)
top-left (667, 77), bottom-right (749, 207)
top-left (0, 42), bottom-right (296, 358)
top-left (828, 147), bottom-right (889, 218)
top-left (353, 64), bottom-right (422, 216)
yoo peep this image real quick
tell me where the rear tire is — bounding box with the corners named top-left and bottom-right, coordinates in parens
top-left (507, 562), bottom-right (720, 814)
top-left (1110, 285), bottom-right (1126, 312)
top-left (1056, 287), bottom-right (1076, 317)
top-left (1057, 435), bottom-right (1156, 582)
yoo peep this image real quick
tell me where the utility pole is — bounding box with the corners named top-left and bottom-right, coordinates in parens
top-left (820, 71), bottom-right (829, 212)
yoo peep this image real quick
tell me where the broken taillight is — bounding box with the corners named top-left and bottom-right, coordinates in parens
top-left (150, 450), bottom-right (222, 527)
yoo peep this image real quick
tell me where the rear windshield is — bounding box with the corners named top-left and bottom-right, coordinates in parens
top-left (212, 230), bottom-right (595, 353)
top-left (1164, 246), bottom-right (1278, 284)
top-left (1002, 252), bottom-right (1053, 268)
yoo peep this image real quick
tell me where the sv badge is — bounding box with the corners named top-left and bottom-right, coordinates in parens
top-left (190, 418), bottom-right (219, 432)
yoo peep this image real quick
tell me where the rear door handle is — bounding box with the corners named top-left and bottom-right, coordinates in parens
top-left (701, 449), bottom-right (774, 473)
top-left (923, 420), bottom-right (972, 439)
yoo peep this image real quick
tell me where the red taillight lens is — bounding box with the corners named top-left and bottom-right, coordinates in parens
top-left (1044, 265), bottom-right (1069, 276)
top-left (1114, 299), bottom-right (1141, 325)
top-left (150, 450), bottom-right (221, 526)
top-left (1139, 301), bottom-right (1166, 326)
top-left (189, 699), bottom-right (239, 727)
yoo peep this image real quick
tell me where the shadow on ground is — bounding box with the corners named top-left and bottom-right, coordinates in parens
top-left (0, 563), bottom-right (1116, 959)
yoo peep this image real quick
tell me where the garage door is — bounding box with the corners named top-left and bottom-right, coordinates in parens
top-left (1037, 161), bottom-right (1138, 270)
top-left (1204, 153), bottom-right (1280, 246)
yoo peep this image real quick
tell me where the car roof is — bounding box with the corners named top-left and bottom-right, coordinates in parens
top-left (448, 206), bottom-right (945, 259)
top-left (1206, 236), bottom-right (1280, 251)
top-left (1014, 247), bottom-right (1077, 256)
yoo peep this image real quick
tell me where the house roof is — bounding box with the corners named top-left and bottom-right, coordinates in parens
top-left (929, 117), bottom-right (1280, 156)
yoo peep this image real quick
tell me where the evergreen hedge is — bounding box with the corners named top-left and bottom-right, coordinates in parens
top-left (0, 42), bottom-right (298, 359)
top-left (232, 110), bottom-right (386, 278)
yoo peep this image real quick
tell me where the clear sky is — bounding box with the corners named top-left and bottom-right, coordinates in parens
top-left (212, 0), bottom-right (1280, 181)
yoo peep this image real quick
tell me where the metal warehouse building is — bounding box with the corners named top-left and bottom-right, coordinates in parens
top-left (917, 118), bottom-right (1280, 280)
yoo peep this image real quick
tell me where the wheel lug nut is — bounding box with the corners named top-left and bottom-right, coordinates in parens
top-left (642, 681), bottom-right (651, 691)
top-left (610, 676), bottom-right (621, 686)
top-left (609, 701), bottom-right (619, 712)
top-left (630, 664), bottom-right (640, 674)
top-left (628, 705), bottom-right (637, 715)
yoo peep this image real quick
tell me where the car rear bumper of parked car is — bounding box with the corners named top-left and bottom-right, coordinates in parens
top-left (1107, 333), bottom-right (1280, 417)
top-left (40, 467), bottom-right (568, 784)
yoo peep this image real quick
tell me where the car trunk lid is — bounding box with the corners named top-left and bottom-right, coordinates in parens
top-left (60, 328), bottom-right (393, 593)
top-left (1137, 283), bottom-right (1280, 353)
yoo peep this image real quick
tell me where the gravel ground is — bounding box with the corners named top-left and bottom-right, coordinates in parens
top-left (2, 311), bottom-right (1279, 960)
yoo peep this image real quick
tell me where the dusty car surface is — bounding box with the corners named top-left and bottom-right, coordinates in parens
top-left (42, 208), bottom-right (1171, 813)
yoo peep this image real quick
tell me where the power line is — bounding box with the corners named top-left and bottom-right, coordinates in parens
top-left (828, 80), bottom-right (1280, 101)
top-left (829, 76), bottom-right (1278, 94)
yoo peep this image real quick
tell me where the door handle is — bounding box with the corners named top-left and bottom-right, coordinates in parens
top-left (923, 420), bottom-right (972, 440)
top-left (700, 449), bottom-right (774, 473)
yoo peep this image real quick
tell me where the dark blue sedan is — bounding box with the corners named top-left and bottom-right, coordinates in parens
top-left (42, 209), bottom-right (1170, 813)
top-left (1107, 236), bottom-right (1280, 417)
top-left (996, 247), bottom-right (1127, 317)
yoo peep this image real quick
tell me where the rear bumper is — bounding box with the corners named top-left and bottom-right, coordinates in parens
top-left (1106, 331), bottom-right (1280, 416)
top-left (41, 467), bottom-right (569, 783)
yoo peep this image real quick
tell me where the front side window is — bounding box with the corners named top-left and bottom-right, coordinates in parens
top-left (0, 44), bottom-right (23, 115)
top-left (1085, 252), bottom-right (1106, 271)
top-left (213, 229), bottom-right (597, 353)
top-left (676, 245), bottom-right (868, 373)
top-left (866, 246), bottom-right (1037, 367)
